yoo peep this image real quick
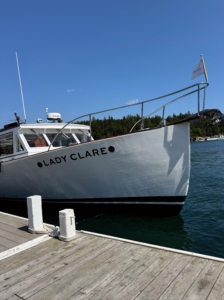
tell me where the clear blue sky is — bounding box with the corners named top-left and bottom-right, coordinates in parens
top-left (1, 0), bottom-right (224, 126)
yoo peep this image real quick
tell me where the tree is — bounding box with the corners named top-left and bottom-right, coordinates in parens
top-left (77, 112), bottom-right (224, 139)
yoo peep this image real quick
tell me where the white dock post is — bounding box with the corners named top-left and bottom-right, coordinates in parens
top-left (27, 195), bottom-right (47, 234)
top-left (58, 209), bottom-right (76, 242)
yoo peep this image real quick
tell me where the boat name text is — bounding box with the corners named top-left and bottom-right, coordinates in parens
top-left (37, 146), bottom-right (115, 168)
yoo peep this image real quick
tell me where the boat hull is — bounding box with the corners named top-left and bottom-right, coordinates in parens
top-left (0, 123), bottom-right (190, 216)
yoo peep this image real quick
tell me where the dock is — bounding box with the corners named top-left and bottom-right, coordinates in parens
top-left (1, 211), bottom-right (224, 299)
top-left (0, 212), bottom-right (51, 259)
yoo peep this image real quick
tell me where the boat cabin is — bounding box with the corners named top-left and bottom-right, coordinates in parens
top-left (0, 121), bottom-right (92, 162)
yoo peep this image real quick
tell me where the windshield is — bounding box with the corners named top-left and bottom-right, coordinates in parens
top-left (46, 132), bottom-right (77, 147)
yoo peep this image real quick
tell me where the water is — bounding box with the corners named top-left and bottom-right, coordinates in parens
top-left (2, 140), bottom-right (224, 258)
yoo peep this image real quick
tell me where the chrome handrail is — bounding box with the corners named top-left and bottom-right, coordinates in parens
top-left (48, 82), bottom-right (209, 151)
top-left (130, 82), bottom-right (208, 132)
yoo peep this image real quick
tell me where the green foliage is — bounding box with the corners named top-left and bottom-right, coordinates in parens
top-left (78, 113), bottom-right (224, 139)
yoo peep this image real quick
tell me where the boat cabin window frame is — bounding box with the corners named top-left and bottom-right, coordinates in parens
top-left (14, 134), bottom-right (25, 152)
top-left (24, 133), bottom-right (48, 148)
top-left (0, 131), bottom-right (14, 156)
top-left (45, 132), bottom-right (78, 148)
top-left (75, 130), bottom-right (91, 143)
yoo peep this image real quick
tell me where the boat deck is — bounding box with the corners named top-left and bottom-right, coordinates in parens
top-left (0, 212), bottom-right (224, 299)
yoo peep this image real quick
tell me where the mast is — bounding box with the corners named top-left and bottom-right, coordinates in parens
top-left (15, 52), bottom-right (27, 123)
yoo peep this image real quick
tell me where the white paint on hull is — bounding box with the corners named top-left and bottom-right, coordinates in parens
top-left (0, 123), bottom-right (190, 201)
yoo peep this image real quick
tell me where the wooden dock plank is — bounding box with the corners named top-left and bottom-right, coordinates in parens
top-left (0, 219), bottom-right (223, 300)
top-left (5, 295), bottom-right (21, 300)
top-left (0, 237), bottom-right (57, 273)
top-left (0, 245), bottom-right (7, 252)
top-left (36, 242), bottom-right (153, 300)
top-left (0, 213), bottom-right (27, 227)
top-left (181, 260), bottom-right (224, 300)
top-left (158, 256), bottom-right (208, 300)
top-left (0, 220), bottom-right (27, 232)
top-left (51, 244), bottom-right (135, 300)
top-left (133, 253), bottom-right (193, 300)
top-left (71, 246), bottom-right (163, 300)
top-left (15, 237), bottom-right (117, 300)
top-left (114, 250), bottom-right (179, 300)
top-left (207, 265), bottom-right (224, 300)
top-left (88, 249), bottom-right (176, 300)
top-left (0, 233), bottom-right (90, 290)
top-left (0, 233), bottom-right (85, 280)
top-left (0, 221), bottom-right (37, 239)
top-left (0, 236), bottom-right (18, 249)
top-left (0, 212), bottom-right (41, 253)
top-left (16, 238), bottom-right (117, 300)
top-left (0, 235), bottom-right (99, 298)
top-left (0, 227), bottom-right (29, 245)
top-left (25, 241), bottom-right (134, 300)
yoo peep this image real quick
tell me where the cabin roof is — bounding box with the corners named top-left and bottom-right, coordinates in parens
top-left (0, 122), bottom-right (90, 134)
top-left (19, 123), bottom-right (90, 130)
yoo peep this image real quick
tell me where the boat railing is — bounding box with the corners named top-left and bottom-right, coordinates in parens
top-left (130, 82), bottom-right (209, 132)
top-left (48, 82), bottom-right (209, 151)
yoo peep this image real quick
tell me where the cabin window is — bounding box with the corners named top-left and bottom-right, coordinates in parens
top-left (46, 133), bottom-right (77, 147)
top-left (16, 137), bottom-right (24, 152)
top-left (76, 132), bottom-right (91, 143)
top-left (24, 134), bottom-right (48, 147)
top-left (0, 132), bottom-right (13, 156)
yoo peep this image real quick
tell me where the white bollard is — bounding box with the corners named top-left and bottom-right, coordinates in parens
top-left (27, 195), bottom-right (47, 234)
top-left (58, 209), bottom-right (76, 242)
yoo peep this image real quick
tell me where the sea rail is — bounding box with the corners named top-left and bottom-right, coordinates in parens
top-left (49, 82), bottom-right (209, 151)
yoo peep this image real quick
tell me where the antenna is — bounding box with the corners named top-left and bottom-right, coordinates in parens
top-left (15, 52), bottom-right (27, 123)
top-left (46, 108), bottom-right (48, 122)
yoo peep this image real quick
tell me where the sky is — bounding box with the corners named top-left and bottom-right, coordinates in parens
top-left (1, 0), bottom-right (224, 126)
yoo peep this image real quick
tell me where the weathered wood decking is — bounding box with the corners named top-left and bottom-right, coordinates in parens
top-left (0, 212), bottom-right (224, 299)
top-left (0, 212), bottom-right (48, 254)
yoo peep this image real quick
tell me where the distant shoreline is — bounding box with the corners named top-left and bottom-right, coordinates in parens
top-left (191, 134), bottom-right (224, 141)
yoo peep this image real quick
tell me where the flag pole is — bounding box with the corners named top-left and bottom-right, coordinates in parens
top-left (201, 54), bottom-right (208, 111)
top-left (201, 54), bottom-right (208, 82)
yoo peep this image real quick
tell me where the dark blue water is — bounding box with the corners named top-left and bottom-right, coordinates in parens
top-left (2, 141), bottom-right (224, 258)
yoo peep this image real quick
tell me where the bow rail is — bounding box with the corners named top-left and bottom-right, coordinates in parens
top-left (48, 82), bottom-right (209, 151)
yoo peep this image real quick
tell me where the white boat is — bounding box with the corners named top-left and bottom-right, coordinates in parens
top-left (0, 82), bottom-right (219, 216)
top-left (199, 135), bottom-right (224, 141)
top-left (191, 132), bottom-right (224, 142)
